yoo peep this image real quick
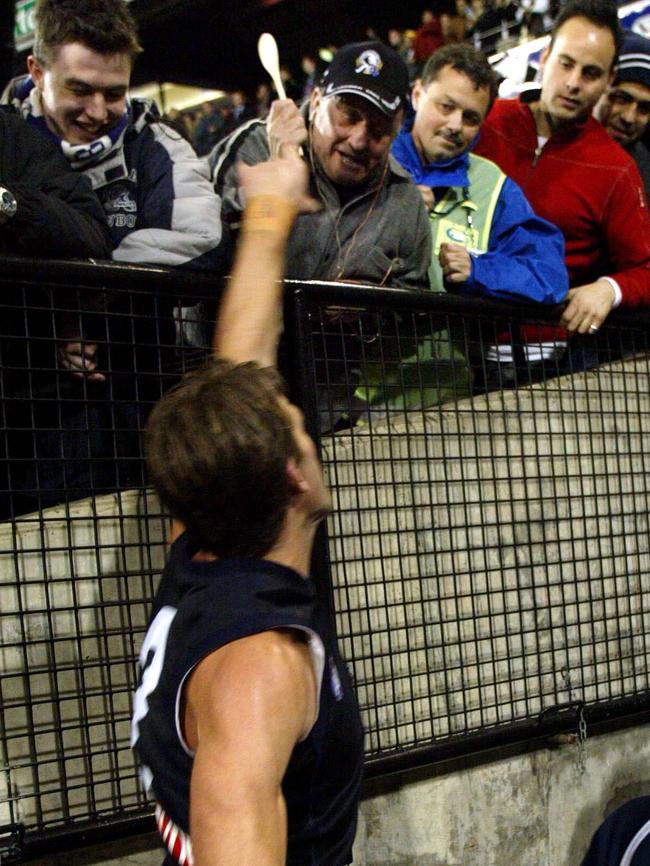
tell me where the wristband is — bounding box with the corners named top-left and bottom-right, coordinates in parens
top-left (240, 194), bottom-right (298, 237)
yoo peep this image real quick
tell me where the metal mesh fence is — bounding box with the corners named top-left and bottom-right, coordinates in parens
top-left (0, 265), bottom-right (649, 858)
top-left (0, 261), bottom-right (210, 858)
top-left (286, 283), bottom-right (650, 764)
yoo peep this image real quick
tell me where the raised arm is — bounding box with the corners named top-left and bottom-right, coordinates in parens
top-left (213, 152), bottom-right (317, 367)
top-left (168, 155), bottom-right (316, 542)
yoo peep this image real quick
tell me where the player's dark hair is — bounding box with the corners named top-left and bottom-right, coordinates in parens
top-left (145, 359), bottom-right (301, 559)
top-left (550, 0), bottom-right (623, 61)
top-left (420, 44), bottom-right (498, 109)
top-left (33, 0), bottom-right (142, 66)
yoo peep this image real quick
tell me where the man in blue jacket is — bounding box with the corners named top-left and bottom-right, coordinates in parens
top-left (393, 43), bottom-right (568, 304)
top-left (359, 42), bottom-right (569, 409)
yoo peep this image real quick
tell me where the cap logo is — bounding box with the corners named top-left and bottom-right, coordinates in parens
top-left (355, 49), bottom-right (383, 78)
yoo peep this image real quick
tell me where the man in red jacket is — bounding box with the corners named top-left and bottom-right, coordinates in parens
top-left (475, 0), bottom-right (650, 339)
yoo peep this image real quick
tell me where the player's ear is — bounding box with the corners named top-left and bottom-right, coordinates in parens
top-left (286, 457), bottom-right (309, 494)
top-left (539, 44), bottom-right (550, 73)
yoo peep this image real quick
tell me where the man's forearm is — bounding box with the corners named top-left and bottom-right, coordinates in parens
top-left (213, 193), bottom-right (297, 367)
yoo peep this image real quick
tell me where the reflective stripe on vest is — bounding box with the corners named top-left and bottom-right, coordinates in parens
top-left (428, 153), bottom-right (506, 292)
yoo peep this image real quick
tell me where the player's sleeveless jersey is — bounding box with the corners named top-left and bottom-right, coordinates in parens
top-left (131, 533), bottom-right (364, 866)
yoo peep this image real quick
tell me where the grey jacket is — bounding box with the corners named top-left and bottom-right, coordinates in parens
top-left (210, 115), bottom-right (431, 290)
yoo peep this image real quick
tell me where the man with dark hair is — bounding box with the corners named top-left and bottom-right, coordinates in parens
top-left (211, 41), bottom-right (431, 290)
top-left (4, 0), bottom-right (223, 272)
top-left (393, 44), bottom-right (566, 302)
top-left (361, 43), bottom-right (567, 409)
top-left (1, 0), bottom-right (226, 512)
top-left (475, 0), bottom-right (650, 342)
top-left (594, 30), bottom-right (650, 202)
top-left (131, 152), bottom-right (364, 866)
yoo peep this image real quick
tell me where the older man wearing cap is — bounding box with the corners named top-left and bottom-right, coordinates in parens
top-left (595, 30), bottom-right (650, 203)
top-left (211, 41), bottom-right (431, 290)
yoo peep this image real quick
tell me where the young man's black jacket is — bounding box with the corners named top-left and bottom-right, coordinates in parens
top-left (0, 109), bottom-right (112, 258)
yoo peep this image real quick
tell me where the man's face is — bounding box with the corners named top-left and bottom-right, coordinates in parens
top-left (411, 66), bottom-right (490, 163)
top-left (539, 16), bottom-right (616, 127)
top-left (309, 90), bottom-right (402, 186)
top-left (594, 80), bottom-right (650, 147)
top-left (28, 42), bottom-right (131, 145)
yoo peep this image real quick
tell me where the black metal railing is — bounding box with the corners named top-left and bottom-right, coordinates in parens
top-left (284, 282), bottom-right (650, 774)
top-left (1, 258), bottom-right (649, 860)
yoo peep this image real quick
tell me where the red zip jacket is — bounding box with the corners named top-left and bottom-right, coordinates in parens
top-left (474, 92), bottom-right (650, 306)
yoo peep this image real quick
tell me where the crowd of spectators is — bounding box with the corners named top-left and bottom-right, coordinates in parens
top-left (166, 0), bottom-right (564, 159)
top-left (2, 0), bottom-right (650, 516)
top-left (2, 0), bottom-right (649, 861)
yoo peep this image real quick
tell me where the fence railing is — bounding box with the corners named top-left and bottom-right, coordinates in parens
top-left (1, 258), bottom-right (649, 860)
top-left (284, 282), bottom-right (650, 773)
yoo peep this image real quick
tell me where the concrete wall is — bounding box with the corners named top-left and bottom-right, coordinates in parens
top-left (355, 724), bottom-right (650, 866)
top-left (324, 359), bottom-right (650, 757)
top-left (1, 356), bottom-right (649, 863)
top-left (22, 723), bottom-right (650, 866)
top-left (0, 490), bottom-right (168, 830)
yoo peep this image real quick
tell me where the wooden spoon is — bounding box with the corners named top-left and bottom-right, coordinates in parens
top-left (257, 33), bottom-right (287, 100)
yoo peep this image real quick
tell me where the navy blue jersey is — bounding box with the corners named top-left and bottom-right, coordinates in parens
top-left (132, 533), bottom-right (363, 866)
top-left (580, 797), bottom-right (650, 866)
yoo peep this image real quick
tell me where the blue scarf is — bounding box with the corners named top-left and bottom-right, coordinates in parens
top-left (391, 127), bottom-right (471, 189)
top-left (12, 75), bottom-right (132, 170)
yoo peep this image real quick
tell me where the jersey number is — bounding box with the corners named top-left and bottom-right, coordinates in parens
top-left (131, 605), bottom-right (177, 790)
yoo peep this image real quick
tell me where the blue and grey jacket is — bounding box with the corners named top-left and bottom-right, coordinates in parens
top-left (4, 75), bottom-right (225, 271)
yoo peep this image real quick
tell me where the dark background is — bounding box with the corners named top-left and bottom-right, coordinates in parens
top-left (1, 0), bottom-right (432, 93)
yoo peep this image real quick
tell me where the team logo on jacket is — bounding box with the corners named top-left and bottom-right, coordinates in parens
top-left (355, 50), bottom-right (383, 77)
top-left (446, 226), bottom-right (468, 244)
top-left (103, 184), bottom-right (137, 229)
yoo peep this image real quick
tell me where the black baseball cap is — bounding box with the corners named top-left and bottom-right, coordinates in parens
top-left (319, 41), bottom-right (409, 118)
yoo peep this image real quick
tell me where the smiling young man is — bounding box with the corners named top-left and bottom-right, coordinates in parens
top-left (211, 41), bottom-right (431, 290)
top-left (0, 0), bottom-right (227, 510)
top-left (594, 31), bottom-right (650, 203)
top-left (475, 0), bottom-right (650, 341)
top-left (4, 0), bottom-right (223, 270)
